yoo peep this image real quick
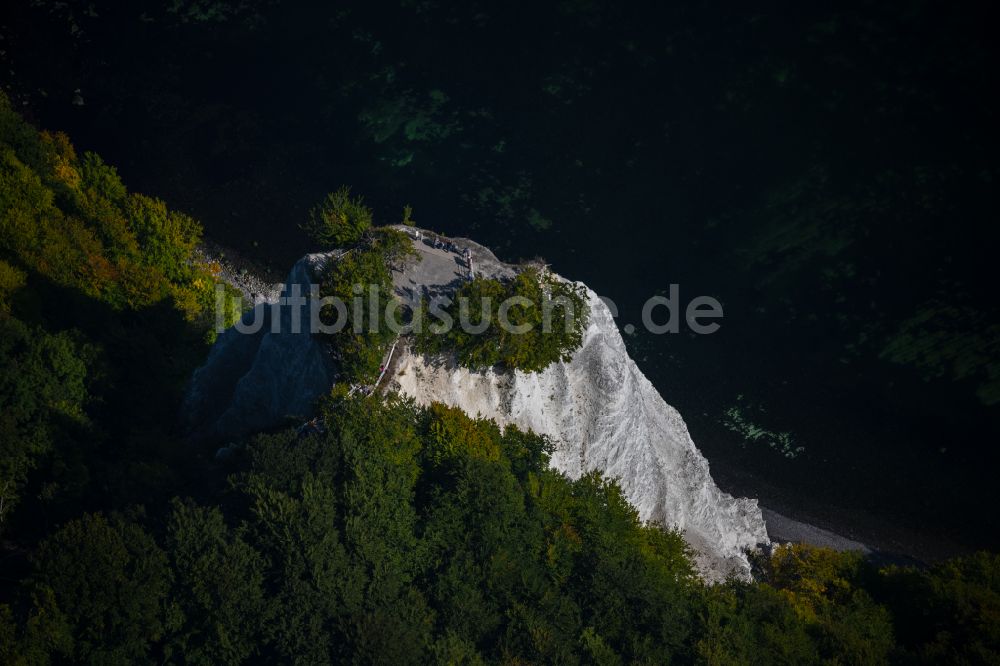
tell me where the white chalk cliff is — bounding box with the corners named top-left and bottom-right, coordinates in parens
top-left (185, 233), bottom-right (769, 580)
top-left (390, 287), bottom-right (768, 581)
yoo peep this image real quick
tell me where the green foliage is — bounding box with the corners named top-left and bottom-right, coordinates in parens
top-left (0, 259), bottom-right (26, 312)
top-left (416, 267), bottom-right (589, 372)
top-left (0, 89), bottom-right (224, 321)
top-left (0, 587), bottom-right (75, 663)
top-left (125, 193), bottom-right (202, 283)
top-left (0, 316), bottom-right (90, 528)
top-left (1, 396), bottom-right (701, 663)
top-left (874, 551), bottom-right (1000, 664)
top-left (5, 390), bottom-right (1000, 663)
top-left (698, 581), bottom-right (820, 664)
top-left (762, 544), bottom-right (895, 662)
top-left (0, 93), bottom-right (252, 541)
top-left (29, 513), bottom-right (173, 664)
top-left (302, 185), bottom-right (373, 248)
top-left (236, 395), bottom-right (430, 662)
top-left (317, 227), bottom-right (417, 382)
top-left (370, 225), bottom-right (421, 269)
top-left (201, 279), bottom-right (245, 344)
top-left (319, 244), bottom-right (394, 381)
top-left (165, 499), bottom-right (268, 665)
top-left (881, 300), bottom-right (1000, 405)
top-left (357, 88), bottom-right (457, 167)
top-left (270, 396), bottom-right (696, 663)
top-left (0, 90), bottom-right (249, 657)
top-left (699, 544), bottom-right (895, 664)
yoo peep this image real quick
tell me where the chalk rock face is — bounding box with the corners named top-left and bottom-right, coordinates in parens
top-left (184, 253), bottom-right (336, 439)
top-left (390, 287), bottom-right (768, 581)
top-left (184, 235), bottom-right (768, 579)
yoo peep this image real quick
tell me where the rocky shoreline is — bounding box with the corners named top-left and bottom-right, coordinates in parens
top-left (198, 240), bottom-right (284, 304)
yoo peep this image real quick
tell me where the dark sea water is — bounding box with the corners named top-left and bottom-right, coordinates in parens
top-left (4, 0), bottom-right (998, 559)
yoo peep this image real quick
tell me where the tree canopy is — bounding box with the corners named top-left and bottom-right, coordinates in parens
top-left (301, 186), bottom-right (374, 248)
top-left (416, 267), bottom-right (590, 373)
top-left (317, 227), bottom-right (418, 382)
top-left (5, 392), bottom-right (998, 663)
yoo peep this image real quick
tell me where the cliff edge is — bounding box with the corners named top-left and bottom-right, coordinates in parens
top-left (184, 230), bottom-right (769, 580)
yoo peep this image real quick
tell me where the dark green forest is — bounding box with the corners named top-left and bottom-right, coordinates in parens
top-left (2, 86), bottom-right (1000, 663)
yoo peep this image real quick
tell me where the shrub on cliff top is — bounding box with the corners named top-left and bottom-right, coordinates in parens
top-left (415, 268), bottom-right (589, 373)
top-left (302, 186), bottom-right (373, 248)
